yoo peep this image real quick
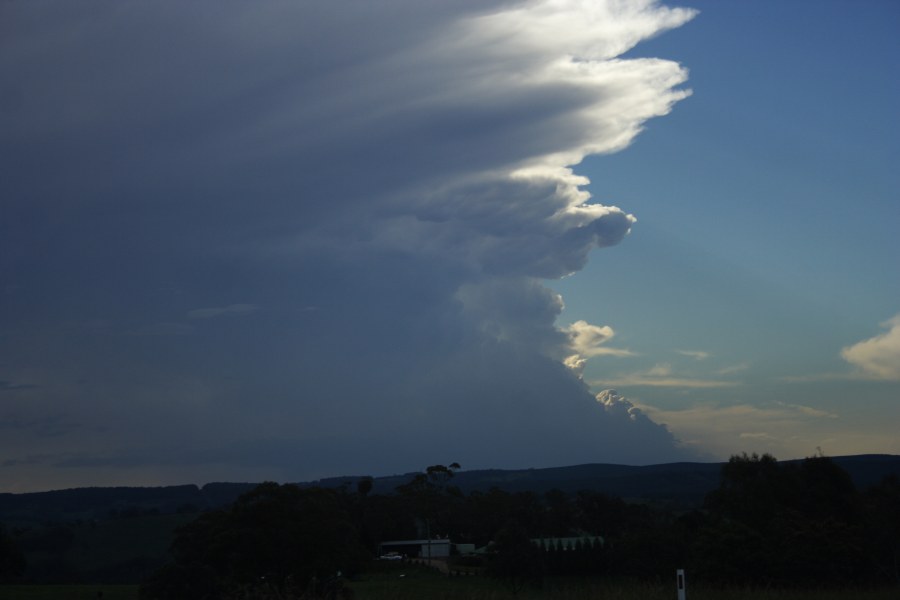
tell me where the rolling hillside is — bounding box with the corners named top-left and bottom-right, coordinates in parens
top-left (2, 454), bottom-right (898, 525)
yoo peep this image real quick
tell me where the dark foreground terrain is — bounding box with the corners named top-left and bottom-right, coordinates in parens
top-left (1, 454), bottom-right (898, 597)
top-left (2, 568), bottom-right (899, 600)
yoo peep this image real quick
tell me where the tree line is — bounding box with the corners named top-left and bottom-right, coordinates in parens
top-left (1, 453), bottom-right (898, 597)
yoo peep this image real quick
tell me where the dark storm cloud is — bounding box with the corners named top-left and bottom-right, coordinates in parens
top-left (0, 380), bottom-right (37, 392)
top-left (0, 0), bottom-right (697, 491)
top-left (188, 304), bottom-right (259, 320)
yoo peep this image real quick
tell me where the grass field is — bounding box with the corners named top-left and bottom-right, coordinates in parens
top-left (17, 512), bottom-right (196, 583)
top-left (2, 566), bottom-right (895, 600)
top-left (349, 563), bottom-right (899, 600)
top-left (0, 585), bottom-right (138, 600)
top-left (66, 513), bottom-right (192, 573)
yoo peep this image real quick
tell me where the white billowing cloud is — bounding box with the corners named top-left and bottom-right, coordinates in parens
top-left (840, 314), bottom-right (900, 380)
top-left (460, 0), bottom-right (695, 65)
top-left (432, 1), bottom-right (698, 168)
top-left (563, 320), bottom-right (635, 373)
top-left (566, 320), bottom-right (628, 355)
top-left (0, 0), bottom-right (702, 488)
top-left (596, 389), bottom-right (653, 424)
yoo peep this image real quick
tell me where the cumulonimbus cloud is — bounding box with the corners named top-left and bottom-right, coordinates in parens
top-left (188, 304), bottom-right (259, 320)
top-left (0, 0), bottom-right (701, 488)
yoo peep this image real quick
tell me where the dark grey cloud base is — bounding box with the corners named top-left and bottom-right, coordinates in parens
top-left (1, 0), bottom-right (698, 492)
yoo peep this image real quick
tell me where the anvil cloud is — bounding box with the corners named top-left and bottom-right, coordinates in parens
top-left (0, 0), bottom-right (699, 492)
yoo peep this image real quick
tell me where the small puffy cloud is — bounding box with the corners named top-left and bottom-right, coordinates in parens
top-left (566, 320), bottom-right (615, 353)
top-left (840, 314), bottom-right (900, 380)
top-left (563, 320), bottom-right (635, 373)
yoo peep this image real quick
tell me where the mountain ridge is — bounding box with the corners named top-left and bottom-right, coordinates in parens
top-left (2, 454), bottom-right (898, 525)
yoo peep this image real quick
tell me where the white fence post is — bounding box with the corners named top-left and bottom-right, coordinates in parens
top-left (676, 569), bottom-right (686, 600)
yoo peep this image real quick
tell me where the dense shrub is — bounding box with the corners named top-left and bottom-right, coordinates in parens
top-left (140, 483), bottom-right (367, 600)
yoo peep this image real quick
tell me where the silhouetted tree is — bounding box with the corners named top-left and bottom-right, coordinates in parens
top-left (542, 489), bottom-right (574, 537)
top-left (359, 493), bottom-right (417, 553)
top-left (356, 477), bottom-right (373, 498)
top-left (797, 453), bottom-right (861, 522)
top-left (862, 474), bottom-right (900, 585)
top-left (0, 524), bottom-right (26, 583)
top-left (486, 522), bottom-right (543, 596)
top-left (140, 483), bottom-right (368, 599)
top-left (396, 463), bottom-right (461, 557)
top-left (695, 453), bottom-right (870, 587)
top-left (705, 452), bottom-right (788, 531)
top-left (462, 489), bottom-right (543, 547)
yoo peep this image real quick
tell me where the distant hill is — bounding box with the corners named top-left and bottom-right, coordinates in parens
top-left (319, 454), bottom-right (900, 509)
top-left (0, 482), bottom-right (258, 526)
top-left (2, 454), bottom-right (898, 525)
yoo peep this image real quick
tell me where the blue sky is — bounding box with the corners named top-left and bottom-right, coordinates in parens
top-left (1, 0), bottom-right (897, 492)
top-left (553, 0), bottom-right (900, 458)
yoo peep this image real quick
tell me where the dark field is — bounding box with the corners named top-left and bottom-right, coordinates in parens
top-left (9, 513), bottom-right (196, 585)
top-left (350, 564), bottom-right (899, 600)
top-left (2, 456), bottom-right (898, 598)
top-left (0, 585), bottom-right (138, 600)
top-left (2, 566), bottom-right (897, 600)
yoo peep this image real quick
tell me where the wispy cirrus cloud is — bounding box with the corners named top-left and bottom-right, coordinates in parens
top-left (716, 362), bottom-right (750, 376)
top-left (639, 401), bottom-right (841, 460)
top-left (592, 363), bottom-right (740, 389)
top-left (780, 372), bottom-right (881, 383)
top-left (676, 349), bottom-right (709, 360)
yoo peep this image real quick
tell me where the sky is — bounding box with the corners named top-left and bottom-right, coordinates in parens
top-left (1, 0), bottom-right (898, 493)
